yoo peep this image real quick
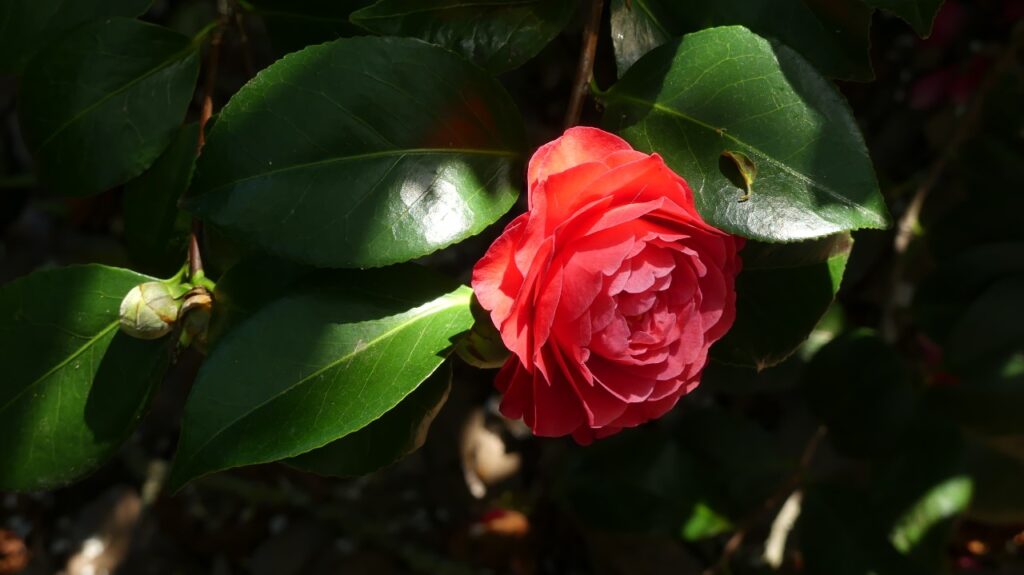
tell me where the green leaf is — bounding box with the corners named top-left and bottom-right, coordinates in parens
top-left (927, 352), bottom-right (1024, 438)
top-left (862, 0), bottom-right (945, 37)
top-left (168, 265), bottom-right (474, 490)
top-left (713, 233), bottom-right (852, 369)
top-left (18, 18), bottom-right (200, 197)
top-left (602, 26), bottom-right (889, 243)
top-left (287, 362), bottom-right (452, 476)
top-left (801, 330), bottom-right (917, 459)
top-left (185, 36), bottom-right (524, 268)
top-left (0, 0), bottom-right (151, 74)
top-left (351, 0), bottom-right (575, 73)
top-left (123, 123), bottom-right (198, 276)
top-left (608, 0), bottom-right (873, 80)
top-left (0, 265), bottom-right (172, 491)
top-left (244, 0), bottom-right (373, 55)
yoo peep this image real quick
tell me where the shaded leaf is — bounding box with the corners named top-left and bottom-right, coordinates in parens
top-left (713, 233), bottom-right (852, 369)
top-left (287, 362), bottom-right (452, 476)
top-left (800, 484), bottom-right (922, 575)
top-left (608, 0), bottom-right (873, 80)
top-left (185, 36), bottom-right (524, 268)
top-left (0, 265), bottom-right (172, 491)
top-left (602, 26), bottom-right (888, 243)
top-left (18, 18), bottom-right (200, 196)
top-left (123, 123), bottom-right (198, 276)
top-left (244, 0), bottom-right (373, 55)
top-left (351, 0), bottom-right (575, 73)
top-left (862, 0), bottom-right (945, 37)
top-left (801, 330), bottom-right (917, 459)
top-left (168, 265), bottom-right (474, 490)
top-left (964, 437), bottom-right (1024, 524)
top-left (0, 0), bottom-right (151, 74)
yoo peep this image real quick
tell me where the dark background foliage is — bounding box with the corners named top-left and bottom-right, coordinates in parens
top-left (1, 0), bottom-right (1023, 574)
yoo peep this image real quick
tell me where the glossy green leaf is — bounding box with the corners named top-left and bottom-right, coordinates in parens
top-left (801, 330), bottom-right (917, 459)
top-left (862, 0), bottom-right (945, 37)
top-left (0, 265), bottom-right (172, 491)
top-left (18, 18), bottom-right (200, 197)
top-left (244, 0), bottom-right (373, 55)
top-left (351, 0), bottom-right (575, 73)
top-left (0, 0), bottom-right (151, 74)
top-left (287, 362), bottom-right (452, 476)
top-left (168, 266), bottom-right (474, 490)
top-left (608, 0), bottom-right (873, 80)
top-left (123, 123), bottom-right (198, 276)
top-left (602, 26), bottom-right (889, 243)
top-left (185, 36), bottom-right (524, 268)
top-left (714, 233), bottom-right (851, 369)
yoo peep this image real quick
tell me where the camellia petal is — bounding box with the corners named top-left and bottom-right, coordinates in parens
top-left (472, 126), bottom-right (743, 442)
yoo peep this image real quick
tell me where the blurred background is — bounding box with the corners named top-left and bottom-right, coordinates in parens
top-left (2, 0), bottom-right (1024, 573)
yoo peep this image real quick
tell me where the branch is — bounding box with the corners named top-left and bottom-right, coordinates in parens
top-left (882, 22), bottom-right (1024, 341)
top-left (187, 12), bottom-right (228, 281)
top-left (703, 426), bottom-right (827, 575)
top-left (564, 0), bottom-right (604, 129)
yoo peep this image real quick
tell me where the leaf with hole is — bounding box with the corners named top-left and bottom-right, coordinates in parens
top-left (602, 26), bottom-right (889, 243)
top-left (18, 18), bottom-right (200, 196)
top-left (608, 0), bottom-right (873, 79)
top-left (351, 0), bottom-right (576, 73)
top-left (168, 265), bottom-right (474, 490)
top-left (0, 265), bottom-right (172, 491)
top-left (184, 36), bottom-right (525, 268)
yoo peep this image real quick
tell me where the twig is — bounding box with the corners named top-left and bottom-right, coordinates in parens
top-left (231, 1), bottom-right (256, 78)
top-left (187, 11), bottom-right (228, 281)
top-left (703, 426), bottom-right (827, 575)
top-left (564, 0), bottom-right (604, 129)
top-left (882, 22), bottom-right (1024, 341)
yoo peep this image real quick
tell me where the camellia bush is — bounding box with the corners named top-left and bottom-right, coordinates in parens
top-left (2, 0), bottom-right (1023, 572)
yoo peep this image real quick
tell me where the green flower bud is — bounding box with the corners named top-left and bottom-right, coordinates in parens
top-left (119, 282), bottom-right (182, 340)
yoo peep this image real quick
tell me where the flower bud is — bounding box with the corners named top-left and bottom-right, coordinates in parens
top-left (119, 282), bottom-right (182, 340)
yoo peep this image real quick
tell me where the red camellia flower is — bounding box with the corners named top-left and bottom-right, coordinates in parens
top-left (472, 127), bottom-right (744, 444)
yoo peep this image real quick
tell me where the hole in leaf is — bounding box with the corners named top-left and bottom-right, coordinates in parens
top-left (719, 150), bottom-right (757, 202)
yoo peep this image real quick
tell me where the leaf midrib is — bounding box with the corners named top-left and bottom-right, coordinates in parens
top-left (604, 91), bottom-right (881, 221)
top-left (36, 42), bottom-right (197, 151)
top-left (176, 287), bottom-right (471, 474)
top-left (0, 320), bottom-right (119, 415)
top-left (192, 147), bottom-right (519, 199)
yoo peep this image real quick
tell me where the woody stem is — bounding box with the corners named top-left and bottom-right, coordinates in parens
top-left (564, 0), bottom-right (604, 129)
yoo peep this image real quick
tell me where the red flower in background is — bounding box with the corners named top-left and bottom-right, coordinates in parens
top-left (472, 127), bottom-right (743, 444)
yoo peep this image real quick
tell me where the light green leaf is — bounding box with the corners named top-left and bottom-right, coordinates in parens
top-left (608, 0), bottom-right (874, 80)
top-left (184, 36), bottom-right (524, 268)
top-left (168, 266), bottom-right (474, 490)
top-left (287, 362), bottom-right (452, 476)
top-left (351, 0), bottom-right (575, 73)
top-left (0, 0), bottom-right (151, 74)
top-left (862, 0), bottom-right (945, 37)
top-left (0, 265), bottom-right (172, 491)
top-left (714, 233), bottom-right (852, 369)
top-left (602, 26), bottom-right (889, 242)
top-left (18, 18), bottom-right (200, 196)
top-left (123, 123), bottom-right (198, 276)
